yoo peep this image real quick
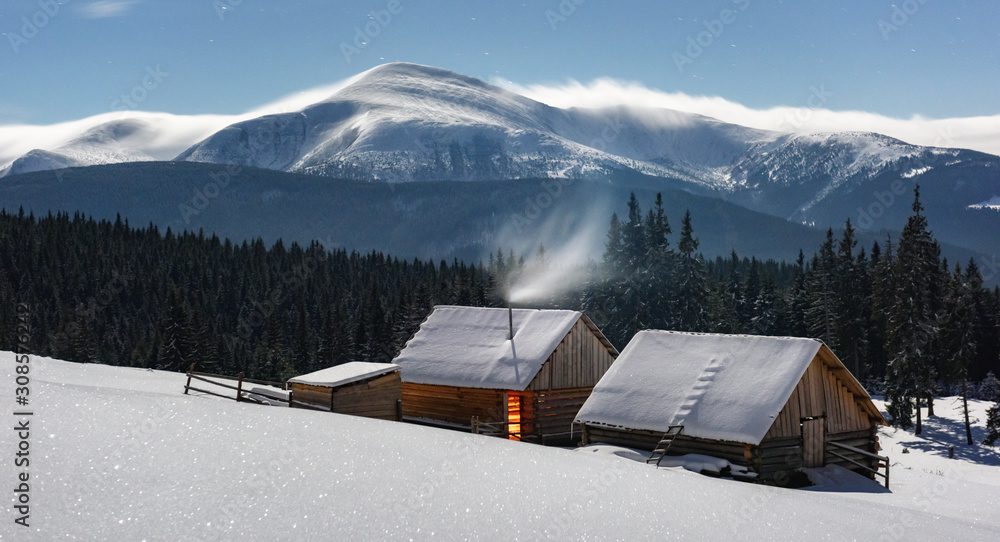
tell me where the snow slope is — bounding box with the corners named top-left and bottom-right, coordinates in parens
top-left (2, 353), bottom-right (999, 540)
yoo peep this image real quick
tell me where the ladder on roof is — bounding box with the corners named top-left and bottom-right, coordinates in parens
top-left (647, 425), bottom-right (684, 467)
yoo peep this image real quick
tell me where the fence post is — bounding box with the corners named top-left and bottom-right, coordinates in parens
top-left (471, 416), bottom-right (479, 434)
top-left (184, 363), bottom-right (195, 395)
top-left (235, 372), bottom-right (244, 403)
top-left (396, 399), bottom-right (403, 422)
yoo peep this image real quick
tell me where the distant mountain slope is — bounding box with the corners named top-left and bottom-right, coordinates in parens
top-left (0, 162), bottom-right (989, 273)
top-left (0, 119), bottom-right (156, 177)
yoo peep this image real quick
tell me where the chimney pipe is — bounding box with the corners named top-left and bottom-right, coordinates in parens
top-left (508, 304), bottom-right (514, 340)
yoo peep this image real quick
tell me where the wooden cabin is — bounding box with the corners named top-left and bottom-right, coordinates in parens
top-left (393, 305), bottom-right (618, 445)
top-left (574, 330), bottom-right (887, 484)
top-left (288, 362), bottom-right (402, 421)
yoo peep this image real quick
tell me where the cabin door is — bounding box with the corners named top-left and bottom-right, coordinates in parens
top-left (801, 417), bottom-right (825, 468)
top-left (505, 393), bottom-right (522, 441)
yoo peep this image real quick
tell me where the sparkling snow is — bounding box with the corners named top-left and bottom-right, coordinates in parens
top-left (2, 353), bottom-right (999, 541)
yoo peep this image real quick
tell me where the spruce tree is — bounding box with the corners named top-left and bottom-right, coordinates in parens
top-left (786, 251), bottom-right (809, 337)
top-left (157, 289), bottom-right (192, 372)
top-left (941, 261), bottom-right (980, 444)
top-left (885, 186), bottom-right (941, 433)
top-left (985, 399), bottom-right (1000, 447)
top-left (673, 210), bottom-right (707, 331)
top-left (833, 220), bottom-right (868, 377)
top-left (804, 231), bottom-right (836, 347)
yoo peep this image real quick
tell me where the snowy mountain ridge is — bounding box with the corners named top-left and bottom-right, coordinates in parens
top-left (5, 63), bottom-right (975, 193)
top-left (3, 63), bottom-right (998, 256)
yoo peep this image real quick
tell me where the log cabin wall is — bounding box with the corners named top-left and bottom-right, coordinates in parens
top-left (752, 437), bottom-right (804, 479)
top-left (583, 426), bottom-right (663, 451)
top-left (290, 382), bottom-right (337, 410)
top-left (330, 372), bottom-right (402, 421)
top-left (582, 425), bottom-right (752, 466)
top-left (290, 371), bottom-right (402, 421)
top-left (526, 317), bottom-right (617, 392)
top-left (401, 382), bottom-right (505, 425)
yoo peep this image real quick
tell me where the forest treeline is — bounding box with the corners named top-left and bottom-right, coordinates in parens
top-left (0, 187), bottom-right (998, 431)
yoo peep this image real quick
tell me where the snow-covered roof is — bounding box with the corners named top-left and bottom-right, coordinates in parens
top-left (575, 331), bottom-right (827, 445)
top-left (288, 362), bottom-right (399, 388)
top-left (393, 305), bottom-right (584, 391)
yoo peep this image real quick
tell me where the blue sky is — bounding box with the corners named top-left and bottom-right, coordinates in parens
top-left (1, 0), bottom-right (997, 126)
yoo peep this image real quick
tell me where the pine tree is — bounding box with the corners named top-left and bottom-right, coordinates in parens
top-left (804, 232), bottom-right (836, 347)
top-left (939, 261), bottom-right (979, 443)
top-left (786, 251), bottom-right (809, 337)
top-left (885, 186), bottom-right (941, 433)
top-left (673, 210), bottom-right (707, 331)
top-left (157, 289), bottom-right (192, 372)
top-left (833, 220), bottom-right (868, 378)
top-left (985, 400), bottom-right (1000, 447)
top-left (642, 193), bottom-right (674, 329)
top-left (869, 239), bottom-right (895, 379)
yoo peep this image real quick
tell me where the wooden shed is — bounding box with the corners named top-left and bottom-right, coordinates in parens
top-left (574, 330), bottom-right (887, 484)
top-left (288, 362), bottom-right (402, 421)
top-left (393, 305), bottom-right (618, 445)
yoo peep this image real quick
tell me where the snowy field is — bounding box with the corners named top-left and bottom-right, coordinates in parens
top-left (2, 352), bottom-right (999, 541)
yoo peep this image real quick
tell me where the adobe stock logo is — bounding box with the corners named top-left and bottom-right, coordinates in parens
top-left (111, 66), bottom-right (169, 111)
top-left (878, 0), bottom-right (933, 41)
top-left (340, 0), bottom-right (404, 63)
top-left (7, 0), bottom-right (67, 53)
top-left (673, 0), bottom-right (751, 73)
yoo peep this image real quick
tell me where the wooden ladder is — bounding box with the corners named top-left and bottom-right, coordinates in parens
top-left (647, 425), bottom-right (685, 467)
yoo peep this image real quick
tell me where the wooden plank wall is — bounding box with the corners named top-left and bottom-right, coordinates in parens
top-left (290, 382), bottom-right (335, 410)
top-left (401, 382), bottom-right (504, 425)
top-left (527, 317), bottom-right (617, 391)
top-left (529, 387), bottom-right (592, 443)
top-left (762, 355), bottom-right (873, 441)
top-left (331, 372), bottom-right (401, 421)
top-left (290, 372), bottom-right (402, 421)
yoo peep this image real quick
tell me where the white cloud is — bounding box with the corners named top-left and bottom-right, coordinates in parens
top-left (0, 78), bottom-right (355, 167)
top-left (79, 1), bottom-right (141, 19)
top-left (494, 77), bottom-right (1000, 157)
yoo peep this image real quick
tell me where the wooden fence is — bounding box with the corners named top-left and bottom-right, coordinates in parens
top-left (827, 440), bottom-right (890, 489)
top-left (183, 365), bottom-right (289, 406)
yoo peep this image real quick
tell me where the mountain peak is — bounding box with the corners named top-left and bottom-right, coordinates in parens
top-left (326, 62), bottom-right (521, 109)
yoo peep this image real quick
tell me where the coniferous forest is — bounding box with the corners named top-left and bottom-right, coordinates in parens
top-left (1, 187), bottom-right (998, 431)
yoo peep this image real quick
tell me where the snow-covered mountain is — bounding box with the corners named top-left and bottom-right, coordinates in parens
top-left (3, 63), bottom-right (998, 255)
top-left (175, 63), bottom-right (782, 185)
top-left (170, 63), bottom-right (1000, 224)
